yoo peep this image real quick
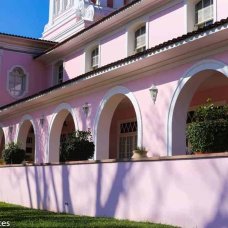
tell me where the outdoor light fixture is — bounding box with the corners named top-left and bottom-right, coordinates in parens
top-left (9, 126), bottom-right (13, 134)
top-left (149, 84), bottom-right (158, 104)
top-left (40, 115), bottom-right (45, 127)
top-left (82, 102), bottom-right (90, 117)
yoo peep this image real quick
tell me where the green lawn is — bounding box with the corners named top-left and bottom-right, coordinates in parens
top-left (0, 202), bottom-right (177, 228)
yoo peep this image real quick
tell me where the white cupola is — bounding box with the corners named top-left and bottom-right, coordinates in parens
top-left (42, 0), bottom-right (127, 42)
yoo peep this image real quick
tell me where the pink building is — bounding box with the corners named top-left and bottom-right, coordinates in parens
top-left (0, 0), bottom-right (228, 227)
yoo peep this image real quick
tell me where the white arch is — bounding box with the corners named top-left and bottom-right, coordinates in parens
top-left (16, 114), bottom-right (38, 163)
top-left (93, 86), bottom-right (143, 160)
top-left (47, 103), bottom-right (78, 163)
top-left (167, 59), bottom-right (228, 156)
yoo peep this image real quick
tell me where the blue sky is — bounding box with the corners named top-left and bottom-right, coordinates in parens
top-left (0, 0), bottom-right (49, 38)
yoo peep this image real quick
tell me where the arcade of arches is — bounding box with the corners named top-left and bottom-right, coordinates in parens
top-left (171, 69), bottom-right (228, 156)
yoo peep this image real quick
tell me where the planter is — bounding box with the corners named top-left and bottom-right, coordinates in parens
top-left (131, 150), bottom-right (148, 159)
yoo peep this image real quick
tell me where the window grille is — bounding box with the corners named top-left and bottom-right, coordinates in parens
top-left (119, 121), bottom-right (137, 159)
top-left (120, 121), bottom-right (137, 134)
top-left (9, 67), bottom-right (26, 97)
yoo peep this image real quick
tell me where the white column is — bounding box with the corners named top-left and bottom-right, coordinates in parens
top-left (59, 0), bottom-right (64, 12)
top-left (49, 0), bottom-right (54, 25)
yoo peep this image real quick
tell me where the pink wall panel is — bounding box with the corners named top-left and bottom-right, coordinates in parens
top-left (149, 2), bottom-right (185, 47)
top-left (0, 50), bottom-right (48, 105)
top-left (100, 29), bottom-right (126, 66)
top-left (64, 50), bottom-right (85, 80)
top-left (1, 157), bottom-right (228, 228)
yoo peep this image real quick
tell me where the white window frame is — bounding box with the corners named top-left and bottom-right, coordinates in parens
top-left (117, 118), bottom-right (137, 159)
top-left (126, 17), bottom-right (149, 56)
top-left (91, 46), bottom-right (99, 70)
top-left (134, 25), bottom-right (146, 53)
top-left (7, 65), bottom-right (28, 99)
top-left (195, 0), bottom-right (214, 28)
top-left (186, 0), bottom-right (217, 32)
top-left (53, 60), bottom-right (64, 85)
top-left (85, 43), bottom-right (101, 72)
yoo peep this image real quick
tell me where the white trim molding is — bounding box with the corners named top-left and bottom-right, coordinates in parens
top-left (167, 59), bottom-right (228, 156)
top-left (93, 86), bottom-right (143, 160)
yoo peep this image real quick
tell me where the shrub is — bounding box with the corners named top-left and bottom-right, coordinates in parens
top-left (2, 142), bottom-right (26, 164)
top-left (186, 99), bottom-right (228, 153)
top-left (60, 130), bottom-right (95, 162)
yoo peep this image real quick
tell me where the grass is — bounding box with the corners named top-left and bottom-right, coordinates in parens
top-left (0, 202), bottom-right (177, 228)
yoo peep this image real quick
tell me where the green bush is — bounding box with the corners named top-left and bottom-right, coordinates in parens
top-left (2, 142), bottom-right (26, 164)
top-left (60, 130), bottom-right (95, 162)
top-left (187, 99), bottom-right (228, 153)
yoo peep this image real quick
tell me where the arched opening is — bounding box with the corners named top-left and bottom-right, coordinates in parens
top-left (95, 87), bottom-right (142, 160)
top-left (169, 66), bottom-right (228, 156)
top-left (49, 110), bottom-right (76, 162)
top-left (0, 128), bottom-right (5, 159)
top-left (17, 120), bottom-right (36, 162)
top-left (109, 97), bottom-right (137, 159)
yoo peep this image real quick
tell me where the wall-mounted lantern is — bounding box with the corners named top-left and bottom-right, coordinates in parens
top-left (149, 84), bottom-right (158, 104)
top-left (9, 126), bottom-right (13, 134)
top-left (40, 115), bottom-right (45, 127)
top-left (82, 102), bottom-right (90, 117)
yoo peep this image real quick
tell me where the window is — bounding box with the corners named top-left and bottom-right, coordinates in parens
top-left (195, 0), bottom-right (213, 29)
top-left (135, 25), bottom-right (146, 53)
top-left (91, 47), bottom-right (99, 70)
top-left (8, 67), bottom-right (26, 97)
top-left (107, 0), bottom-right (113, 8)
top-left (54, 61), bottom-right (64, 85)
top-left (118, 120), bottom-right (137, 159)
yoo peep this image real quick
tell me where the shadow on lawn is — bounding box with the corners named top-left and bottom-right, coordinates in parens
top-left (0, 203), bottom-right (174, 228)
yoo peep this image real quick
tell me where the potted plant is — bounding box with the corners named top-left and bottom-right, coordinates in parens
top-left (186, 99), bottom-right (228, 154)
top-left (2, 142), bottom-right (26, 164)
top-left (132, 146), bottom-right (148, 159)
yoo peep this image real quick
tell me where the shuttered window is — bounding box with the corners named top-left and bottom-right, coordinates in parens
top-left (91, 47), bottom-right (99, 70)
top-left (135, 25), bottom-right (146, 53)
top-left (195, 0), bottom-right (213, 28)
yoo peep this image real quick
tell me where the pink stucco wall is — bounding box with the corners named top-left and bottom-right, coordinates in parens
top-left (191, 85), bottom-right (228, 107)
top-left (64, 50), bottom-right (85, 80)
top-left (1, 156), bottom-right (228, 228)
top-left (217, 0), bottom-right (228, 21)
top-left (0, 50), bottom-right (48, 105)
top-left (100, 29), bottom-right (127, 66)
top-left (149, 1), bottom-right (185, 47)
